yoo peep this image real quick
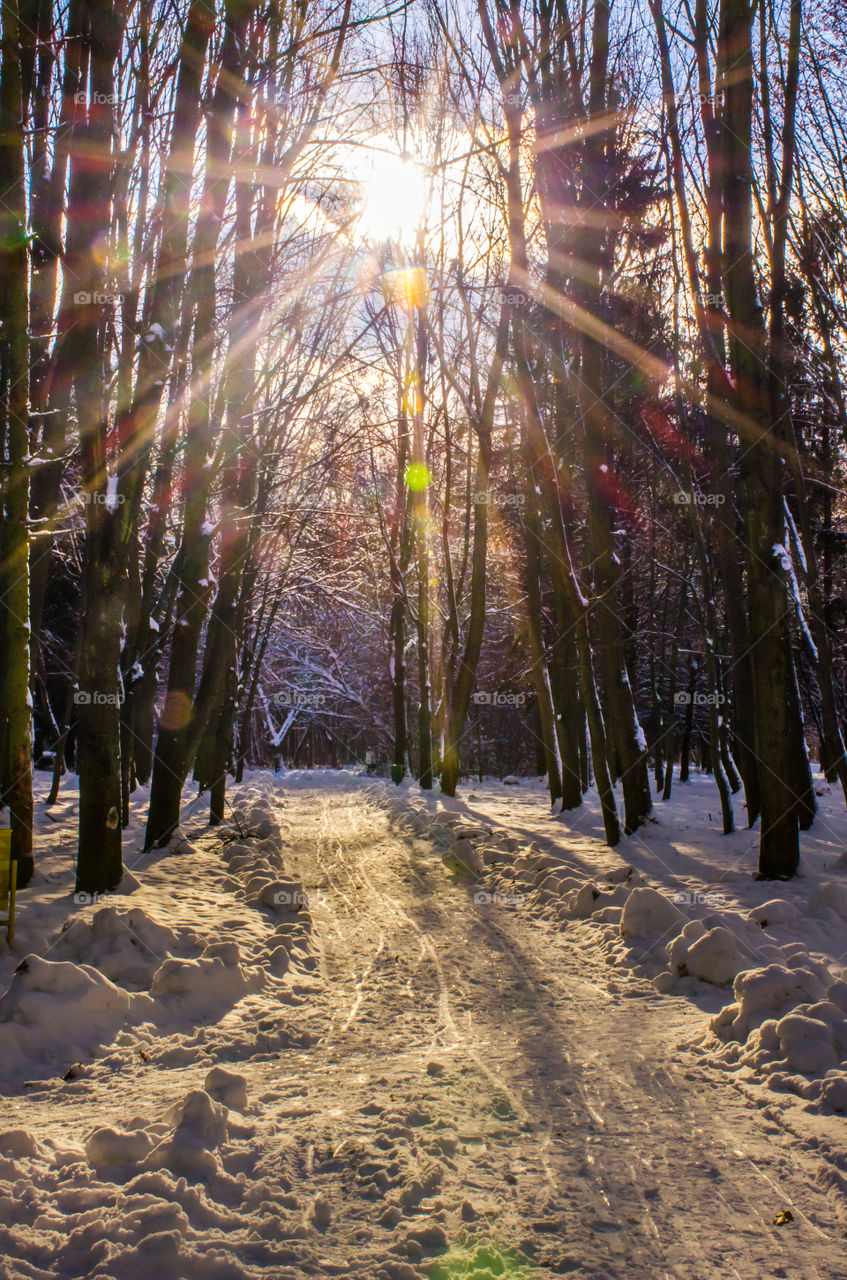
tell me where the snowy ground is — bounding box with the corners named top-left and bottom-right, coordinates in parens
top-left (1, 767), bottom-right (847, 1278)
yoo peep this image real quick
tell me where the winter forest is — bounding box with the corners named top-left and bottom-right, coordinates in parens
top-left (3, 0), bottom-right (847, 1277)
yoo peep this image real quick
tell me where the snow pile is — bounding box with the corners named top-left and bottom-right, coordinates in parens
top-left (620, 887), bottom-right (685, 941)
top-left (696, 963), bottom-right (847, 1107)
top-left (204, 1065), bottom-right (248, 1111)
top-left (228, 796), bottom-right (280, 841)
top-left (82, 1085), bottom-right (236, 1183)
top-left (212, 777), bottom-right (322, 991)
top-left (666, 923), bottom-right (743, 986)
top-left (218, 789), bottom-right (315, 971)
top-left (50, 905), bottom-right (189, 990)
top-left (0, 954), bottom-right (148, 1073)
top-left (681, 926), bottom-right (743, 986)
top-left (0, 1128), bottom-right (43, 1160)
top-left (441, 837), bottom-right (484, 876)
top-left (710, 964), bottom-right (825, 1043)
top-left (748, 897), bottom-right (800, 927)
top-left (85, 1124), bottom-right (155, 1167)
top-left (808, 879), bottom-right (847, 924)
top-left (144, 1089), bottom-right (230, 1180)
top-left (149, 954), bottom-right (251, 1006)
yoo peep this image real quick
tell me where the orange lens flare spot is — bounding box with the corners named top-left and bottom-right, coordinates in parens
top-left (159, 691), bottom-right (193, 731)
top-left (382, 267), bottom-right (429, 309)
top-left (403, 386), bottom-right (422, 417)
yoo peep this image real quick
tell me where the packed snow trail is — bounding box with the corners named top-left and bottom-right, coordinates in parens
top-left (280, 782), bottom-right (845, 1279)
top-left (2, 774), bottom-right (846, 1279)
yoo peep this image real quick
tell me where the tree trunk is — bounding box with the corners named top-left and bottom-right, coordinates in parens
top-left (146, 0), bottom-right (252, 847)
top-left (441, 306), bottom-right (509, 797)
top-left (67, 0), bottom-right (128, 893)
top-left (719, 0), bottom-right (803, 877)
top-left (0, 0), bottom-right (34, 885)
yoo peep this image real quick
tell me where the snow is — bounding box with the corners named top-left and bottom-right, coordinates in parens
top-left (711, 964), bottom-right (825, 1042)
top-left (808, 878), bottom-right (847, 922)
top-left (441, 836), bottom-right (484, 875)
top-left (204, 1065), bottom-right (248, 1110)
top-left (620, 886), bottom-right (686, 939)
top-left (783, 541), bottom-right (819, 660)
top-left (385, 766), bottom-right (847, 1150)
top-left (85, 1124), bottom-right (154, 1167)
top-left (0, 1128), bottom-right (42, 1159)
top-left (748, 897), bottom-right (800, 926)
top-left (105, 473), bottom-right (120, 510)
top-left (683, 926), bottom-right (743, 986)
top-left (0, 954), bottom-right (139, 1074)
top-left (50, 905), bottom-right (186, 989)
top-left (784, 499), bottom-right (808, 574)
top-left (772, 541), bottom-right (792, 570)
top-left (3, 768), bottom-right (847, 1277)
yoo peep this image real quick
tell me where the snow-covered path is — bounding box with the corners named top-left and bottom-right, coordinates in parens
top-left (3, 775), bottom-right (847, 1279)
top-left (281, 783), bottom-right (846, 1279)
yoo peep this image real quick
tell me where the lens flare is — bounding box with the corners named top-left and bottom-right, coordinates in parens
top-left (404, 462), bottom-right (431, 491)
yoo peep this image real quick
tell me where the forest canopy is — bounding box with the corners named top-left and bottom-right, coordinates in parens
top-left (1, 0), bottom-right (846, 891)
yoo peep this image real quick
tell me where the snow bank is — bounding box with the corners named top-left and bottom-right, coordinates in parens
top-left (150, 955), bottom-right (251, 1006)
top-left (50, 905), bottom-right (187, 990)
top-left (0, 954), bottom-right (146, 1073)
top-left (808, 880), bottom-right (847, 924)
top-left (620, 888), bottom-right (685, 941)
top-left (441, 837), bottom-right (484, 876)
top-left (711, 964), bottom-right (825, 1043)
top-left (683, 927), bottom-right (743, 986)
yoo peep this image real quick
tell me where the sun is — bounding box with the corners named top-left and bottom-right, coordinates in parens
top-left (355, 147), bottom-right (428, 244)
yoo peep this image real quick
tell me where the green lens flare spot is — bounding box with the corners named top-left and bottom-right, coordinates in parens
top-left (425, 1240), bottom-right (534, 1279)
top-left (405, 462), bottom-right (431, 492)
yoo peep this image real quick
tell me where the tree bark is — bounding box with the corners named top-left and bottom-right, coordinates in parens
top-left (719, 0), bottom-right (804, 877)
top-left (0, 0), bottom-right (35, 884)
